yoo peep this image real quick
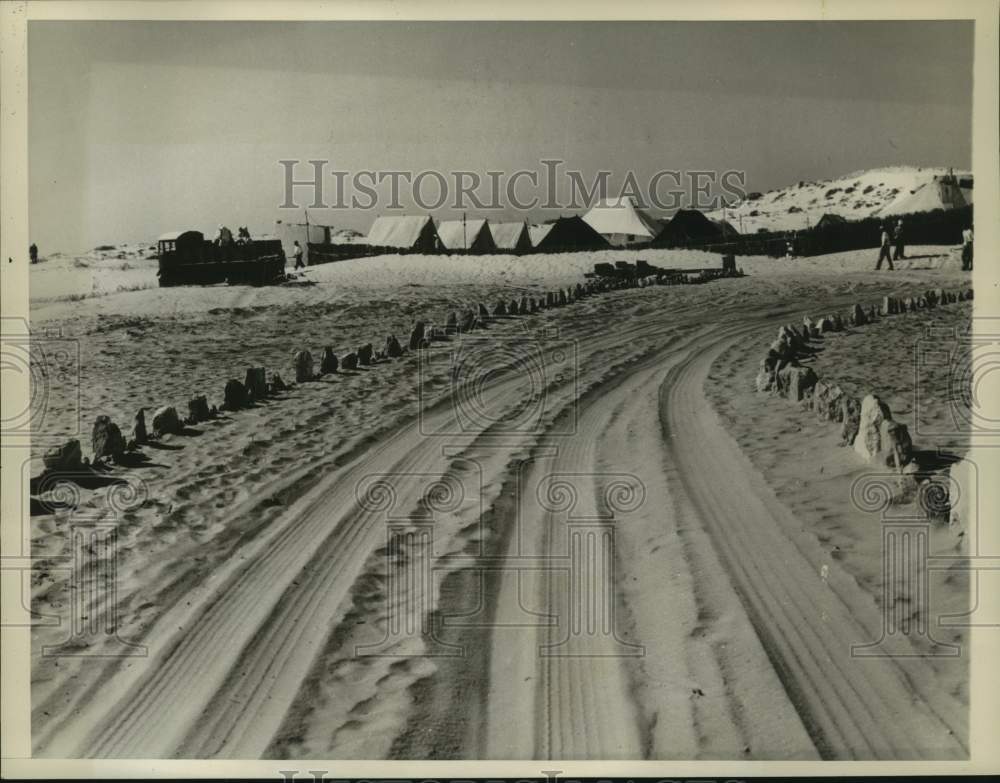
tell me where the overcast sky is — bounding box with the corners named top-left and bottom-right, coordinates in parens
top-left (29, 20), bottom-right (973, 253)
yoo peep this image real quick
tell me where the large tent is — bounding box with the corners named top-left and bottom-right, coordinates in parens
top-left (436, 218), bottom-right (496, 252)
top-left (366, 215), bottom-right (441, 251)
top-left (532, 216), bottom-right (610, 252)
top-left (652, 209), bottom-right (739, 247)
top-left (491, 221), bottom-right (533, 252)
top-left (582, 196), bottom-right (662, 246)
top-left (878, 176), bottom-right (968, 217)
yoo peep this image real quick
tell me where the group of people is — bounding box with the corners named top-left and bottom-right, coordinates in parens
top-left (213, 225), bottom-right (254, 246)
top-left (875, 218), bottom-right (974, 272)
top-left (214, 224), bottom-right (306, 269)
top-left (875, 219), bottom-right (906, 270)
top-left (212, 225), bottom-right (256, 261)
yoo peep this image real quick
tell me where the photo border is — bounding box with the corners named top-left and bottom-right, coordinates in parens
top-left (2, 0), bottom-right (997, 778)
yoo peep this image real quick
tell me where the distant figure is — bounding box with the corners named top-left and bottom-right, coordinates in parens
top-left (29, 243), bottom-right (38, 264)
top-left (236, 226), bottom-right (251, 244)
top-left (292, 240), bottom-right (305, 269)
top-left (876, 225), bottom-right (894, 270)
top-left (892, 219), bottom-right (906, 260)
top-left (961, 226), bottom-right (974, 271)
top-left (215, 225), bottom-right (234, 246)
top-left (214, 225), bottom-right (234, 260)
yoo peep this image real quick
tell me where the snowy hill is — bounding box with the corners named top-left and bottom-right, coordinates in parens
top-left (707, 166), bottom-right (972, 234)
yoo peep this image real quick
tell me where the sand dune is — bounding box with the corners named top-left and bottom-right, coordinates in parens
top-left (706, 166), bottom-right (971, 234)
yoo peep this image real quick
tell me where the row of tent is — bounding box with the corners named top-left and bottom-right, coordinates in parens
top-left (364, 214), bottom-right (615, 253)
top-left (277, 197), bottom-right (742, 256)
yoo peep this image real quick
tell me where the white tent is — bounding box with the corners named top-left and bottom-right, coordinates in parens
top-left (366, 215), bottom-right (441, 250)
top-left (582, 197), bottom-right (662, 246)
top-left (490, 221), bottom-right (533, 252)
top-left (528, 223), bottom-right (554, 247)
top-left (436, 218), bottom-right (496, 251)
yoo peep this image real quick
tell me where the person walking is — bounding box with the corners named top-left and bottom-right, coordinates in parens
top-left (892, 219), bottom-right (906, 260)
top-left (961, 226), bottom-right (974, 271)
top-left (876, 225), bottom-right (894, 270)
top-left (292, 240), bottom-right (305, 270)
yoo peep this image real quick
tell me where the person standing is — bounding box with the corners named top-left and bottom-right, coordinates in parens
top-left (876, 225), bottom-right (894, 270)
top-left (215, 224), bottom-right (235, 260)
top-left (892, 219), bottom-right (905, 260)
top-left (29, 243), bottom-right (38, 264)
top-left (961, 226), bottom-right (974, 271)
top-left (292, 240), bottom-right (305, 269)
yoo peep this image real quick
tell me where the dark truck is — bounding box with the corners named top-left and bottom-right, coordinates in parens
top-left (156, 230), bottom-right (286, 287)
top-left (587, 254), bottom-right (740, 284)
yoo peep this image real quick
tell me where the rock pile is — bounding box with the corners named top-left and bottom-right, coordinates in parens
top-left (754, 285), bottom-right (972, 487)
top-left (320, 347), bottom-right (339, 374)
top-left (43, 439), bottom-right (83, 473)
top-left (269, 372), bottom-right (287, 392)
top-left (132, 408), bottom-right (148, 445)
top-left (186, 395), bottom-right (211, 424)
top-left (409, 322), bottom-right (426, 350)
top-left (776, 364), bottom-right (817, 401)
top-left (92, 415), bottom-right (126, 463)
top-left (223, 379), bottom-right (248, 410)
top-left (244, 367), bottom-right (267, 400)
top-left (294, 350), bottom-right (314, 383)
top-left (151, 405), bottom-right (181, 437)
top-left (385, 334), bottom-right (403, 358)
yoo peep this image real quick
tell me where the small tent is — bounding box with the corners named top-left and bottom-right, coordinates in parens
top-left (582, 197), bottom-right (662, 246)
top-left (815, 213), bottom-right (847, 230)
top-left (653, 209), bottom-right (736, 247)
top-left (532, 216), bottom-right (610, 252)
top-left (491, 221), bottom-right (533, 252)
top-left (436, 218), bottom-right (496, 252)
top-left (366, 215), bottom-right (441, 251)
